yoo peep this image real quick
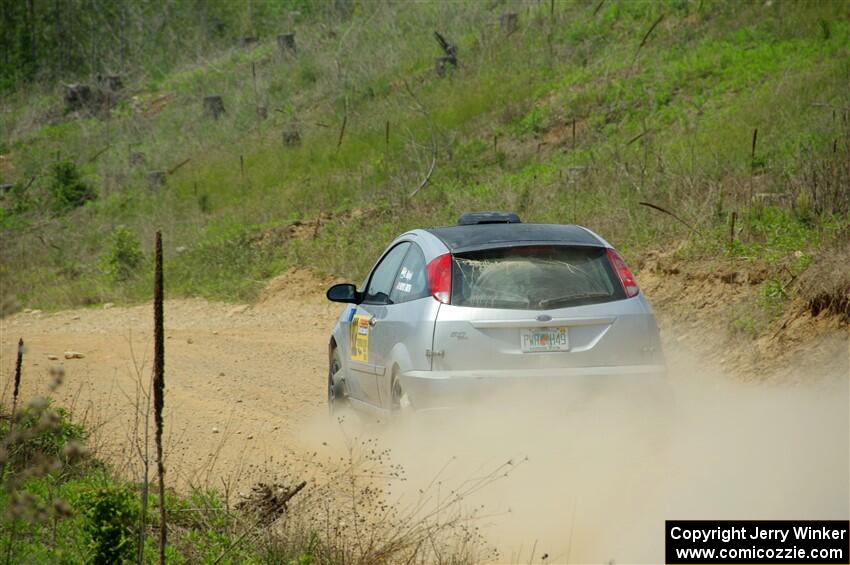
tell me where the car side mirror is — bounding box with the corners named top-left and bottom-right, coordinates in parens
top-left (326, 283), bottom-right (362, 304)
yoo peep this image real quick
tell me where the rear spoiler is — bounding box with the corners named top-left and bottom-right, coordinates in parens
top-left (449, 241), bottom-right (606, 254)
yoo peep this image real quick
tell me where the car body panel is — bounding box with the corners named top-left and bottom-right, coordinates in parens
top-left (399, 364), bottom-right (668, 411)
top-left (330, 233), bottom-right (443, 409)
top-left (365, 296), bottom-right (441, 407)
top-left (336, 304), bottom-right (381, 404)
top-left (431, 294), bottom-right (656, 373)
top-left (327, 222), bottom-right (666, 414)
top-left (425, 223), bottom-right (601, 253)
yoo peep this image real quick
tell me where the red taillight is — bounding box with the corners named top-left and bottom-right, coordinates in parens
top-left (426, 253), bottom-right (452, 304)
top-left (606, 248), bottom-right (640, 298)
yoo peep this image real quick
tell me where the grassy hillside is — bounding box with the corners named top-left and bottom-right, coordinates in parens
top-left (0, 0), bottom-right (325, 91)
top-left (1, 0), bottom-right (848, 330)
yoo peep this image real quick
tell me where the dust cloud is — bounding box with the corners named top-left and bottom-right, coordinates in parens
top-left (314, 337), bottom-right (849, 563)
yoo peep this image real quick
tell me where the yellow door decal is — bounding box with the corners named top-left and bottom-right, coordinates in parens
top-left (349, 314), bottom-right (370, 362)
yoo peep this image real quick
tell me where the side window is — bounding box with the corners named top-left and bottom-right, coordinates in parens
top-left (364, 242), bottom-right (410, 304)
top-left (390, 244), bottom-right (429, 304)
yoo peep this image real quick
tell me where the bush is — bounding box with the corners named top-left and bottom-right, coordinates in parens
top-left (100, 226), bottom-right (145, 283)
top-left (0, 180), bottom-right (37, 230)
top-left (48, 160), bottom-right (96, 213)
top-left (80, 485), bottom-right (139, 565)
top-left (0, 400), bottom-right (87, 476)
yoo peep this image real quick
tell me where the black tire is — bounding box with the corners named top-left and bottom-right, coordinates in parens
top-left (328, 348), bottom-right (347, 414)
top-left (389, 367), bottom-right (412, 416)
top-left (390, 372), bottom-right (403, 411)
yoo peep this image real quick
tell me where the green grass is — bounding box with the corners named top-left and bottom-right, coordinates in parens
top-left (0, 405), bottom-right (268, 564)
top-left (1, 0), bottom-right (848, 317)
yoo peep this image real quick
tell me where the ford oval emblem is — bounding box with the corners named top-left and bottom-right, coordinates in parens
top-left (536, 314), bottom-right (552, 322)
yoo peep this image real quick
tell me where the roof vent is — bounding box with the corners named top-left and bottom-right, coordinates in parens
top-left (457, 211), bottom-right (522, 225)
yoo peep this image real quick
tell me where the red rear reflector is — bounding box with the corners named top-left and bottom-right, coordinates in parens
top-left (606, 248), bottom-right (640, 298)
top-left (426, 253), bottom-right (452, 304)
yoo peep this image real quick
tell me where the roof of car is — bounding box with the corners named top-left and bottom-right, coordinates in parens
top-left (424, 223), bottom-right (604, 253)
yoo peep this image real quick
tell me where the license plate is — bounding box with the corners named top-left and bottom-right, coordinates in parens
top-left (520, 327), bottom-right (569, 352)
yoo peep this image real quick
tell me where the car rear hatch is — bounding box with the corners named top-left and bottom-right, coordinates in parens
top-left (430, 244), bottom-right (652, 373)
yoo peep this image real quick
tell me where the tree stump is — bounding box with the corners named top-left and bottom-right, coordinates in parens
top-left (282, 129), bottom-right (301, 146)
top-left (435, 57), bottom-right (452, 77)
top-left (0, 184), bottom-right (13, 195)
top-left (203, 95), bottom-right (225, 120)
top-left (96, 74), bottom-right (123, 92)
top-left (500, 13), bottom-right (519, 34)
top-left (277, 33), bottom-right (297, 54)
top-left (433, 31), bottom-right (458, 77)
top-left (147, 171), bottom-right (167, 188)
top-left (210, 17), bottom-right (226, 35)
top-left (64, 84), bottom-right (93, 111)
top-left (129, 152), bottom-right (146, 167)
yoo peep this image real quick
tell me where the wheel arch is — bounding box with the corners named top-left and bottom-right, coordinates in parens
top-left (383, 342), bottom-right (414, 406)
top-left (387, 341), bottom-right (414, 378)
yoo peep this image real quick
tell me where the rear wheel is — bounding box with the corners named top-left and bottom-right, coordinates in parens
top-left (391, 375), bottom-right (403, 411)
top-left (328, 348), bottom-right (347, 414)
top-left (389, 367), bottom-right (411, 414)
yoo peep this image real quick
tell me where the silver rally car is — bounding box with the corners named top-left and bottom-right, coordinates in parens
top-left (326, 212), bottom-right (666, 414)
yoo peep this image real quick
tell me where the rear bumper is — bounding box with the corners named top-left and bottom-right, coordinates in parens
top-left (399, 364), bottom-right (668, 411)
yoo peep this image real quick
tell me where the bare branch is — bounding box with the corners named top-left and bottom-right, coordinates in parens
top-left (593, 0), bottom-right (606, 16)
top-left (87, 145), bottom-right (110, 163)
top-left (167, 158), bottom-right (191, 176)
top-left (403, 81), bottom-right (438, 199)
top-left (633, 13), bottom-right (665, 65)
top-left (638, 201), bottom-right (702, 236)
top-left (337, 96), bottom-right (349, 150)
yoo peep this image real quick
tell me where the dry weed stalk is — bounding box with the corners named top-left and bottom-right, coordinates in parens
top-left (176, 426), bottom-right (513, 563)
top-left (153, 230), bottom-right (166, 564)
top-left (122, 331), bottom-right (152, 565)
top-left (271, 434), bottom-right (518, 563)
top-left (10, 340), bottom-right (23, 423)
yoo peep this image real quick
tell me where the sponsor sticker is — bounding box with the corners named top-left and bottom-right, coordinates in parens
top-left (349, 314), bottom-right (370, 362)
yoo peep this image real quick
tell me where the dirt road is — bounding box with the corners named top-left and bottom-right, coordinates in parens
top-left (1, 263), bottom-right (847, 494)
top-left (2, 266), bottom-right (847, 561)
top-left (0, 270), bottom-right (341, 491)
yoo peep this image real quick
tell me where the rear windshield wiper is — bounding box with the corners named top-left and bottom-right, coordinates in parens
top-left (537, 291), bottom-right (612, 309)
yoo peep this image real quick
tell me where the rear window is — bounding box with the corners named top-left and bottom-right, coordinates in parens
top-left (451, 245), bottom-right (625, 310)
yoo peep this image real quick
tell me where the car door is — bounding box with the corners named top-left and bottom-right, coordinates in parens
top-left (354, 242), bottom-right (411, 406)
top-left (340, 302), bottom-right (374, 404)
top-left (369, 243), bottom-right (440, 409)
